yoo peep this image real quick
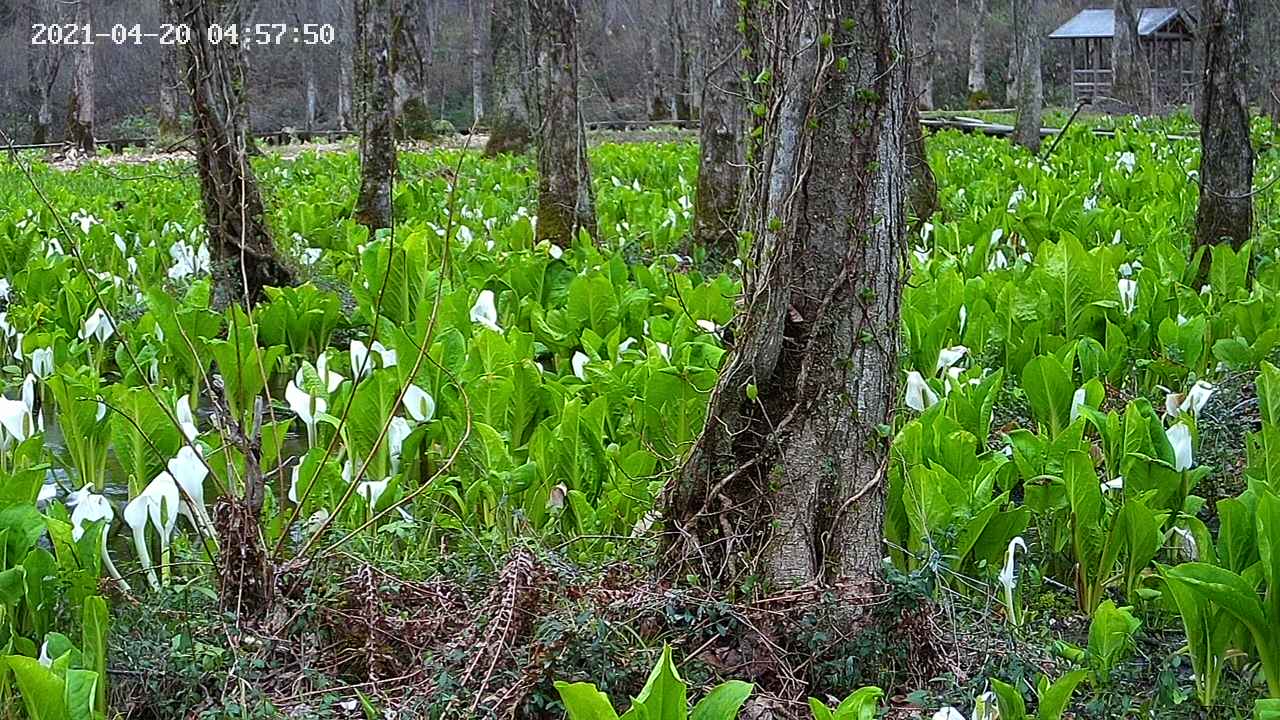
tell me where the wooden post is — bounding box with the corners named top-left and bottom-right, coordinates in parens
top-left (1070, 38), bottom-right (1077, 104)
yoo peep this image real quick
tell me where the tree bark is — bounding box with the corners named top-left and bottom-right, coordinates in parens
top-left (25, 0), bottom-right (62, 145)
top-left (531, 0), bottom-right (597, 244)
top-left (355, 0), bottom-right (397, 230)
top-left (67, 0), bottom-right (96, 154)
top-left (917, 0), bottom-right (938, 109)
top-left (967, 0), bottom-right (987, 98)
top-left (157, 0), bottom-right (182, 144)
top-left (1264, 0), bottom-right (1280, 124)
top-left (663, 0), bottom-right (909, 590)
top-left (906, 101), bottom-right (938, 229)
top-left (692, 0), bottom-right (744, 258)
top-left (471, 0), bottom-right (489, 123)
top-left (170, 0), bottom-right (295, 304)
top-left (1112, 0), bottom-right (1152, 112)
top-left (1012, 0), bottom-right (1044, 152)
top-left (392, 0), bottom-right (431, 137)
top-left (336, 0), bottom-right (355, 132)
top-left (1195, 0), bottom-right (1254, 255)
top-left (647, 35), bottom-right (669, 120)
top-left (483, 0), bottom-right (534, 155)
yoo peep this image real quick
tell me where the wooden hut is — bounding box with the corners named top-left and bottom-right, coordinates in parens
top-left (1048, 7), bottom-right (1197, 105)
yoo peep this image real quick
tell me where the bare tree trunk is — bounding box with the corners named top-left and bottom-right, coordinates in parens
top-left (692, 0), bottom-right (744, 258)
top-left (663, 0), bottom-right (908, 589)
top-left (67, 0), bottom-right (95, 153)
top-left (918, 0), bottom-right (938, 109)
top-left (647, 35), bottom-right (669, 120)
top-left (484, 0), bottom-right (533, 154)
top-left (355, 0), bottom-right (397, 230)
top-left (25, 0), bottom-right (62, 145)
top-left (1112, 0), bottom-right (1152, 112)
top-left (1013, 0), bottom-right (1044, 151)
top-left (906, 101), bottom-right (938, 228)
top-left (158, 0), bottom-right (182, 144)
top-left (392, 0), bottom-right (431, 137)
top-left (531, 0), bottom-right (597, 244)
top-left (170, 0), bottom-right (294, 305)
top-left (1195, 0), bottom-right (1254, 257)
top-left (337, 0), bottom-right (355, 132)
top-left (1265, 1), bottom-right (1280, 124)
top-left (470, 0), bottom-right (489, 123)
top-left (670, 0), bottom-right (693, 121)
top-left (967, 0), bottom-right (987, 98)
top-left (304, 62), bottom-right (319, 133)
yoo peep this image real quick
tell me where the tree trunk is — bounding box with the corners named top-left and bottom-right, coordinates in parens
top-left (355, 0), bottom-right (397, 230)
top-left (392, 0), bottom-right (431, 138)
top-left (1112, 0), bottom-right (1152, 112)
top-left (531, 0), bottom-right (597, 244)
top-left (157, 0), bottom-right (182, 144)
top-left (483, 0), bottom-right (534, 155)
top-left (1265, 1), bottom-right (1280, 124)
top-left (670, 0), bottom-right (693, 121)
top-left (26, 0), bottom-right (61, 145)
top-left (470, 0), bottom-right (489, 123)
top-left (967, 0), bottom-right (987, 98)
top-left (170, 0), bottom-right (295, 305)
top-left (918, 0), bottom-right (938, 109)
top-left (337, 0), bottom-right (355, 132)
top-left (906, 101), bottom-right (938, 228)
top-left (1195, 0), bottom-right (1254, 256)
top-left (663, 0), bottom-right (909, 590)
top-left (647, 35), bottom-right (669, 120)
top-left (1012, 0), bottom-right (1044, 152)
top-left (692, 0), bottom-right (744, 258)
top-left (67, 0), bottom-right (95, 154)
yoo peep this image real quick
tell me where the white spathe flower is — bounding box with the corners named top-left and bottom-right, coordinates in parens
top-left (932, 709), bottom-right (966, 720)
top-left (913, 246), bottom-right (931, 265)
top-left (935, 346), bottom-right (968, 373)
top-left (286, 381), bottom-right (327, 447)
top-left (1167, 422), bottom-right (1194, 471)
top-left (0, 397), bottom-right (35, 445)
top-left (31, 347), bottom-right (53, 379)
top-left (79, 308), bottom-right (115, 343)
top-left (403, 385), bottom-right (435, 423)
top-left (68, 488), bottom-right (130, 590)
top-left (1119, 262), bottom-right (1134, 278)
top-left (371, 341), bottom-right (397, 369)
top-left (168, 444), bottom-right (214, 538)
top-left (1101, 476), bottom-right (1124, 493)
top-left (1116, 151), bottom-right (1136, 173)
top-left (988, 249), bottom-right (1009, 271)
top-left (388, 416), bottom-right (413, 472)
top-left (300, 247), bottom-right (322, 266)
top-left (999, 536), bottom-right (1027, 625)
top-left (1083, 195), bottom-right (1099, 211)
top-left (1118, 278), bottom-right (1138, 315)
top-left (123, 472), bottom-right (181, 590)
top-left (350, 339), bottom-right (372, 379)
top-left (167, 240), bottom-right (211, 280)
top-left (0, 278), bottom-right (9, 301)
top-left (1070, 386), bottom-right (1088, 422)
top-left (1172, 525), bottom-right (1199, 562)
top-left (695, 319), bottom-right (720, 333)
top-left (357, 478), bottom-right (390, 510)
top-left (571, 351), bottom-right (590, 381)
top-left (905, 371), bottom-right (940, 412)
top-left (289, 462), bottom-right (302, 504)
top-left (296, 353), bottom-right (345, 394)
top-left (548, 243), bottom-right (564, 260)
top-left (618, 337), bottom-right (637, 355)
top-left (655, 342), bottom-right (671, 361)
top-left (470, 290), bottom-right (502, 333)
top-left (1008, 185), bottom-right (1027, 210)
top-left (176, 394), bottom-right (198, 441)
top-left (1179, 380), bottom-right (1215, 419)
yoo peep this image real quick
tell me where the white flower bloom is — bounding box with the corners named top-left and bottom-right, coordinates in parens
top-left (0, 279), bottom-right (9, 301)
top-left (31, 347), bottom-right (53, 379)
top-left (1070, 386), bottom-right (1088, 422)
top-left (655, 342), bottom-right (671, 361)
top-left (403, 385), bottom-right (435, 423)
top-left (300, 248), bottom-right (322, 266)
top-left (988, 249), bottom-right (1009, 270)
top-left (1083, 195), bottom-right (1099, 211)
top-left (905, 371), bottom-right (940, 412)
top-left (618, 337), bottom-right (637, 355)
top-left (286, 381), bottom-right (327, 447)
top-left (166, 240), bottom-right (211, 280)
top-left (1119, 262), bottom-right (1134, 278)
top-left (571, 351), bottom-right (589, 380)
top-left (370, 341), bottom-right (397, 369)
top-left (913, 246), bottom-right (931, 265)
top-left (1008, 185), bottom-right (1027, 210)
top-left (932, 708), bottom-right (966, 720)
top-left (1116, 151), bottom-right (1136, 173)
top-left (388, 416), bottom-right (413, 472)
top-left (316, 353), bottom-right (345, 393)
top-left (289, 463), bottom-right (302, 504)
top-left (176, 394), bottom-right (198, 441)
top-left (350, 339), bottom-right (372, 379)
top-left (469, 290), bottom-right (502, 333)
top-left (457, 225), bottom-right (474, 246)
top-left (1172, 525), bottom-right (1199, 562)
top-left (79, 308), bottom-right (115, 343)
top-left (69, 488), bottom-right (129, 590)
top-left (1101, 476), bottom-right (1124, 492)
top-left (1179, 380), bottom-right (1215, 418)
top-left (935, 346), bottom-right (968, 373)
top-left (998, 536), bottom-right (1027, 601)
top-left (357, 478), bottom-right (390, 509)
top-left (958, 305), bottom-right (967, 334)
top-left (1167, 422), bottom-right (1194, 471)
top-left (124, 472), bottom-right (181, 590)
top-left (0, 397), bottom-right (35, 445)
top-left (548, 243), bottom-right (564, 260)
top-left (1118, 278), bottom-right (1138, 315)
top-left (695, 319), bottom-right (719, 333)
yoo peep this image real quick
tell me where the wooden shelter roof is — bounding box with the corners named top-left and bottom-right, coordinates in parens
top-left (1048, 7), bottom-right (1195, 40)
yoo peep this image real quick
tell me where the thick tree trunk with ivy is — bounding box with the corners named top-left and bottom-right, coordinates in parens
top-left (663, 0), bottom-right (909, 590)
top-left (1112, 0), bottom-right (1152, 113)
top-left (1012, 0), bottom-right (1043, 152)
top-left (67, 0), bottom-right (95, 154)
top-left (531, 0), bottom-right (597, 244)
top-left (355, 0), bottom-right (397, 230)
top-left (1195, 0), bottom-right (1254, 255)
top-left (171, 0), bottom-right (294, 304)
top-left (967, 0), bottom-right (987, 98)
top-left (691, 0), bottom-right (744, 258)
top-left (484, 0), bottom-right (534, 155)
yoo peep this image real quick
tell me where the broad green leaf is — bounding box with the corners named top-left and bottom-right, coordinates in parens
top-left (690, 681), bottom-right (752, 720)
top-left (555, 681), bottom-right (621, 720)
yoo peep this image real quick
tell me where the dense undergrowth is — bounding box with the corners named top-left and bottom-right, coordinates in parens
top-left (1, 118), bottom-right (1279, 718)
